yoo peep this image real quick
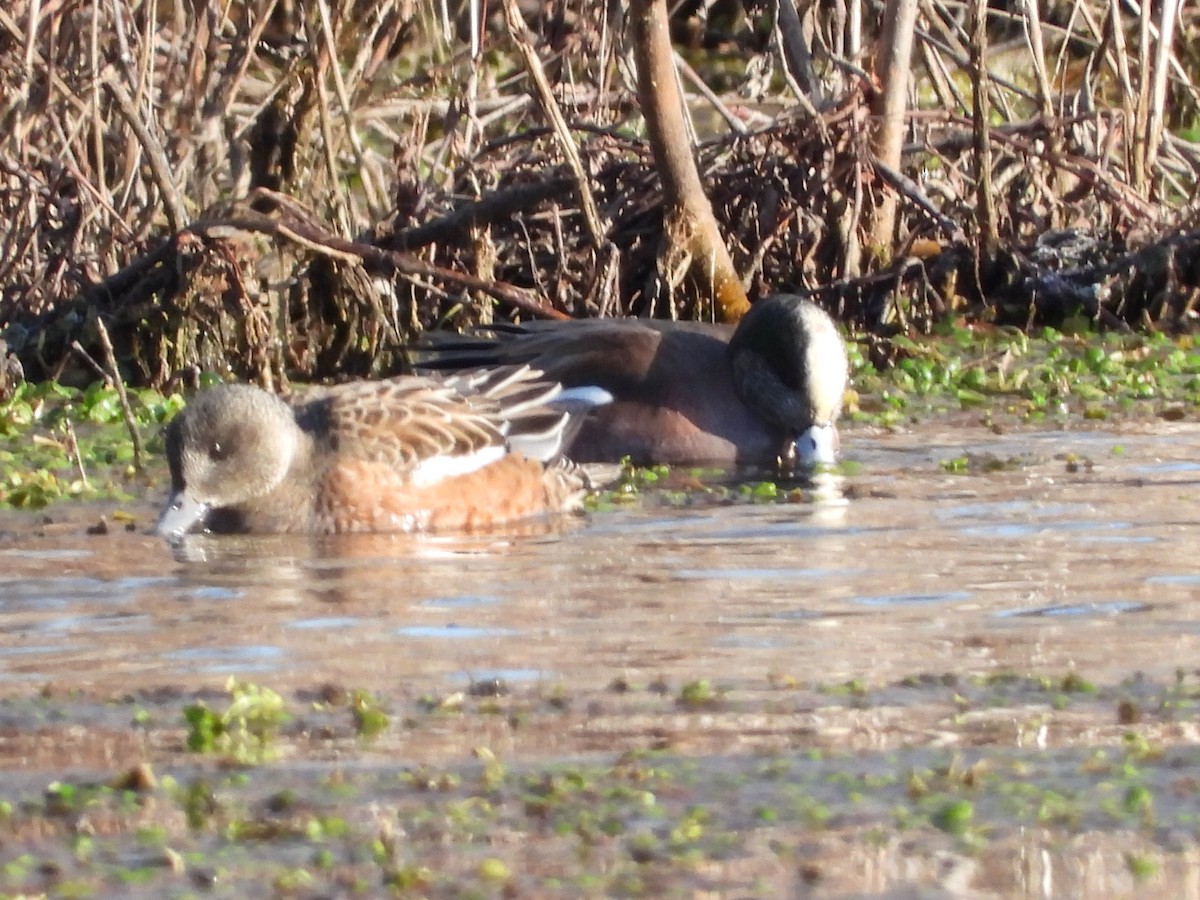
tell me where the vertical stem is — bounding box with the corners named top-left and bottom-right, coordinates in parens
top-left (504, 0), bottom-right (607, 250)
top-left (868, 0), bottom-right (920, 260)
top-left (970, 0), bottom-right (998, 258)
top-left (1132, 0), bottom-right (1152, 192)
top-left (1144, 0), bottom-right (1180, 192)
top-left (628, 0), bottom-right (749, 321)
top-left (776, 0), bottom-right (822, 102)
top-left (94, 317), bottom-right (146, 475)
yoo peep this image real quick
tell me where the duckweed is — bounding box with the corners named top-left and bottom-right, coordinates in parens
top-left (478, 857), bottom-right (511, 881)
top-left (0, 676), bottom-right (1194, 899)
top-left (851, 326), bottom-right (1200, 426)
top-left (930, 798), bottom-right (974, 836)
top-left (1126, 852), bottom-right (1160, 880)
top-left (349, 689), bottom-right (389, 740)
top-left (183, 678), bottom-right (289, 764)
top-left (0, 380), bottom-right (183, 508)
top-left (677, 679), bottom-right (719, 709)
top-left (1123, 785), bottom-right (1154, 819)
top-left (1, 324), bottom-right (1195, 514)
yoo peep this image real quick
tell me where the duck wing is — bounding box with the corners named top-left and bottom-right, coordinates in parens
top-left (293, 366), bottom-right (575, 485)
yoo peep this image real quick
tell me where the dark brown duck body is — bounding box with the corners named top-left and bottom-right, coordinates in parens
top-left (417, 294), bottom-right (848, 466)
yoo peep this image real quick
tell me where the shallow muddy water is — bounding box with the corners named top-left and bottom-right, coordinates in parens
top-left (2, 423), bottom-right (1197, 694)
top-left (1, 421), bottom-right (1199, 897)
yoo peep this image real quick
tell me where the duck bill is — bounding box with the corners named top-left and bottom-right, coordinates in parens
top-left (793, 424), bottom-right (838, 467)
top-left (156, 490), bottom-right (209, 541)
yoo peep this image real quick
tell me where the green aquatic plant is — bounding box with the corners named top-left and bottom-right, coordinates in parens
top-left (1059, 672), bottom-right (1097, 694)
top-left (1126, 852), bottom-right (1160, 881)
top-left (586, 459), bottom-right (676, 510)
top-left (739, 481), bottom-right (778, 500)
top-left (350, 689), bottom-right (390, 740)
top-left (677, 680), bottom-right (719, 710)
top-left (478, 858), bottom-right (511, 882)
top-left (183, 678), bottom-right (289, 764)
top-left (3, 324), bottom-right (1197, 515)
top-left (1123, 785), bottom-right (1155, 824)
top-left (849, 326), bottom-right (1200, 427)
top-left (0, 379), bottom-right (184, 508)
top-left (930, 798), bottom-right (974, 836)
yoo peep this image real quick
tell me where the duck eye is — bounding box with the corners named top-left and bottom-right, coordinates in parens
top-left (210, 440), bottom-right (230, 461)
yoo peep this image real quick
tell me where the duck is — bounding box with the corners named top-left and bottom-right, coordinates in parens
top-left (156, 366), bottom-right (610, 540)
top-left (415, 294), bottom-right (848, 466)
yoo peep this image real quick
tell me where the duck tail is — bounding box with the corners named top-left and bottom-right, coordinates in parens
top-left (507, 384), bottom-right (612, 463)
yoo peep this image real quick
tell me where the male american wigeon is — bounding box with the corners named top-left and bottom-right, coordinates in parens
top-left (156, 366), bottom-right (609, 540)
top-left (417, 294), bottom-right (848, 466)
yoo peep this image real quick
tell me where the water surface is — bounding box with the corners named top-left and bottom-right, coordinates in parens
top-left (1, 423), bottom-right (1199, 897)
top-left (0, 424), bottom-right (1195, 693)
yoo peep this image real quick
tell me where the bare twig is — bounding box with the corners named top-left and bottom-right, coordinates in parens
top-left (70, 340), bottom-right (112, 384)
top-left (674, 53), bottom-right (749, 135)
top-left (314, 0), bottom-right (383, 216)
top-left (629, 0), bottom-right (749, 321)
top-left (869, 0), bottom-right (920, 258)
top-left (391, 178), bottom-right (576, 250)
top-left (93, 316), bottom-right (145, 474)
top-left (871, 159), bottom-right (964, 242)
top-left (1144, 0), bottom-right (1181, 187)
top-left (63, 420), bottom-right (90, 492)
top-left (191, 194), bottom-right (572, 321)
top-left (103, 76), bottom-right (188, 232)
top-left (776, 0), bottom-right (823, 103)
top-left (969, 0), bottom-right (998, 257)
top-left (1019, 0), bottom-right (1054, 119)
top-left (1133, 0), bottom-right (1152, 191)
top-left (20, 0), bottom-right (41, 107)
top-left (502, 0), bottom-right (609, 251)
top-left (219, 0), bottom-right (284, 120)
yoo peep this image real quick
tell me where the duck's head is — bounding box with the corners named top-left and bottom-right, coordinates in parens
top-left (157, 384), bottom-right (300, 541)
top-left (728, 293), bottom-right (848, 467)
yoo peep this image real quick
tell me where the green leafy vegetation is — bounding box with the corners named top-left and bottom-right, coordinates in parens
top-left (350, 689), bottom-right (390, 741)
top-left (930, 798), bottom-right (975, 836)
top-left (849, 326), bottom-right (1200, 427)
top-left (677, 679), bottom-right (720, 710)
top-left (183, 677), bottom-right (290, 764)
top-left (1, 323), bottom-right (1197, 514)
top-left (0, 670), bottom-right (1193, 895)
top-left (0, 380), bottom-right (183, 509)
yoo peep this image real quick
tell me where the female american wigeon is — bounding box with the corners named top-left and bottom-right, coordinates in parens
top-left (156, 366), bottom-right (609, 541)
top-left (418, 294), bottom-right (848, 466)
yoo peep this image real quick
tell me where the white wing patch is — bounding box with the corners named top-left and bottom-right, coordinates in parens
top-left (407, 444), bottom-right (507, 487)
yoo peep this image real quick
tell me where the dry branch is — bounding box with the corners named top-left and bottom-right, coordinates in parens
top-left (503, 0), bottom-right (608, 252)
top-left (192, 192), bottom-right (571, 322)
top-left (629, 0), bottom-right (750, 322)
top-left (1, 0), bottom-right (1199, 389)
top-left (869, 0), bottom-right (920, 258)
top-left (970, 0), bottom-right (998, 258)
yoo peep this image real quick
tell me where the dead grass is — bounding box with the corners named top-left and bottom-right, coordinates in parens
top-left (1, 0), bottom-right (1199, 387)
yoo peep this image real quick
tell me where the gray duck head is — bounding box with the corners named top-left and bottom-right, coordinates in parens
top-left (157, 383), bottom-right (300, 541)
